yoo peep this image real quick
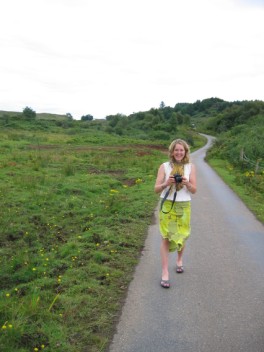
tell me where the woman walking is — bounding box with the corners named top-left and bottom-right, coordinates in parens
top-left (154, 139), bottom-right (197, 288)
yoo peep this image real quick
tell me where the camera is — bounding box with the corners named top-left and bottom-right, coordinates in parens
top-left (173, 173), bottom-right (183, 183)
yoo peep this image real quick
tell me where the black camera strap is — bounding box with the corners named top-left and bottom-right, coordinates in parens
top-left (160, 186), bottom-right (177, 214)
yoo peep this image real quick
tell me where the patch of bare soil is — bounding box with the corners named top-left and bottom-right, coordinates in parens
top-left (28, 144), bottom-right (167, 153)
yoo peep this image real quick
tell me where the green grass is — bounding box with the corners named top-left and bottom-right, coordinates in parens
top-left (36, 113), bottom-right (69, 120)
top-left (207, 158), bottom-right (264, 223)
top-left (0, 120), bottom-right (206, 352)
top-left (1, 116), bottom-right (262, 351)
top-left (6, 115), bottom-right (263, 351)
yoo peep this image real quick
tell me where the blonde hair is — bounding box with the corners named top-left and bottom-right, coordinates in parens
top-left (168, 139), bottom-right (190, 164)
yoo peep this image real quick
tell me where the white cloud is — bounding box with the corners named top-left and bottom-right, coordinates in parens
top-left (0, 0), bottom-right (263, 119)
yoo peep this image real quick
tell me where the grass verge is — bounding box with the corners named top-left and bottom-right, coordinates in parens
top-left (207, 158), bottom-right (264, 224)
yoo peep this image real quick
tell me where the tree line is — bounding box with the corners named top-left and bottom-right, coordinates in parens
top-left (2, 97), bottom-right (263, 164)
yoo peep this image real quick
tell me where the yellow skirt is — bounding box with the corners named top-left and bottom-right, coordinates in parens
top-left (159, 200), bottom-right (191, 252)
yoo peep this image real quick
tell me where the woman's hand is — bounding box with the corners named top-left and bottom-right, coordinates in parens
top-left (182, 176), bottom-right (196, 193)
top-left (168, 175), bottom-right (176, 185)
top-left (182, 176), bottom-right (188, 186)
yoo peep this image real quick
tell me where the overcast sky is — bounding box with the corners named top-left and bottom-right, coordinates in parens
top-left (1, 0), bottom-right (263, 119)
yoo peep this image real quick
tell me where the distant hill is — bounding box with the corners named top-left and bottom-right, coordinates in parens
top-left (35, 113), bottom-right (69, 120)
top-left (0, 110), bottom-right (69, 121)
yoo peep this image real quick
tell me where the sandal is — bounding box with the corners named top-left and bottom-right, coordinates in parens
top-left (176, 266), bottom-right (184, 274)
top-left (160, 279), bottom-right (170, 288)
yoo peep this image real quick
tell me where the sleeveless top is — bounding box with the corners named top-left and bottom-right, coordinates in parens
top-left (160, 162), bottom-right (192, 202)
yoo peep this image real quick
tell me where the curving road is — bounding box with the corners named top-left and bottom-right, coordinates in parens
top-left (108, 135), bottom-right (264, 352)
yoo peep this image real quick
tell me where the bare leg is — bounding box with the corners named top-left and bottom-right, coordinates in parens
top-left (176, 245), bottom-right (185, 267)
top-left (160, 238), bottom-right (170, 280)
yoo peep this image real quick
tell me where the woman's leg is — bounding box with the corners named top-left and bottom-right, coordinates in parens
top-left (160, 238), bottom-right (170, 280)
top-left (176, 245), bottom-right (185, 267)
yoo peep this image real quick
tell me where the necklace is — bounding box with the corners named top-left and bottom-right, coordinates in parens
top-left (170, 162), bottom-right (184, 191)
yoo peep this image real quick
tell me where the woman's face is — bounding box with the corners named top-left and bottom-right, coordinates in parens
top-left (173, 143), bottom-right (186, 162)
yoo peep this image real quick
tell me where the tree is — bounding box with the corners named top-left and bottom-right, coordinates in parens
top-left (66, 113), bottom-right (73, 120)
top-left (183, 115), bottom-right (191, 126)
top-left (176, 112), bottom-right (184, 124)
top-left (159, 101), bottom-right (165, 109)
top-left (169, 112), bottom-right (178, 130)
top-left (81, 114), bottom-right (93, 121)
top-left (22, 106), bottom-right (36, 119)
top-left (106, 114), bottom-right (125, 127)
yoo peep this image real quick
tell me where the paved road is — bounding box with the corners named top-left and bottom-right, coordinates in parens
top-left (108, 135), bottom-right (264, 352)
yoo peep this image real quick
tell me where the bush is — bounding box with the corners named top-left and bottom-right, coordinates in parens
top-left (22, 107), bottom-right (36, 119)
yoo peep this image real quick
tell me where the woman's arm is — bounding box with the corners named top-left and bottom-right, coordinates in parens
top-left (154, 164), bottom-right (168, 193)
top-left (184, 164), bottom-right (197, 194)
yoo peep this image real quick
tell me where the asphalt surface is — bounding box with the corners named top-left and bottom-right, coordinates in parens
top-left (108, 135), bottom-right (264, 352)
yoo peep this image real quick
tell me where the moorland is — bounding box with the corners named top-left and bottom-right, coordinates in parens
top-left (0, 97), bottom-right (263, 351)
